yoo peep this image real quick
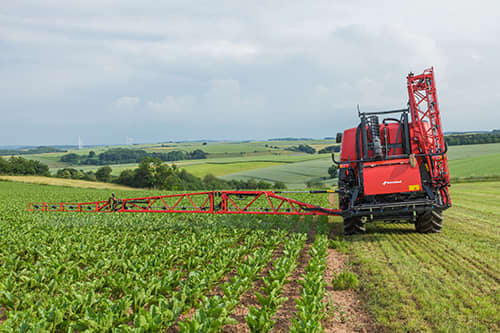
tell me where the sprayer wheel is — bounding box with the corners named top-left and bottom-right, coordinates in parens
top-left (343, 217), bottom-right (366, 235)
top-left (415, 209), bottom-right (443, 233)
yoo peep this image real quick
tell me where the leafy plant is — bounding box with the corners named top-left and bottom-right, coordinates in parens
top-left (246, 233), bottom-right (307, 332)
top-left (290, 234), bottom-right (328, 333)
top-left (331, 270), bottom-right (359, 290)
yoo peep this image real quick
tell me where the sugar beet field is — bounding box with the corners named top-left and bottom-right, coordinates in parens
top-left (0, 181), bottom-right (498, 332)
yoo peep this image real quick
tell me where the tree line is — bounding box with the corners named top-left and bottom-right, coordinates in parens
top-left (317, 145), bottom-right (341, 154)
top-left (60, 148), bottom-right (208, 165)
top-left (445, 131), bottom-right (500, 146)
top-left (59, 158), bottom-right (285, 190)
top-left (114, 158), bottom-right (286, 190)
top-left (285, 144), bottom-right (316, 154)
top-left (1, 156), bottom-right (286, 190)
top-left (0, 156), bottom-right (50, 176)
top-left (0, 146), bottom-right (66, 156)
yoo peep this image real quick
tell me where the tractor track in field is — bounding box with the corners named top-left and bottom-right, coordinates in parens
top-left (360, 238), bottom-right (431, 329)
top-left (449, 204), bottom-right (500, 221)
top-left (374, 237), bottom-right (438, 330)
top-left (392, 223), bottom-right (498, 276)
top-left (397, 228), bottom-right (491, 280)
top-left (384, 231), bottom-right (481, 313)
top-left (418, 233), bottom-right (500, 285)
top-left (378, 225), bottom-right (499, 329)
top-left (392, 225), bottom-right (500, 287)
top-left (400, 233), bottom-right (497, 291)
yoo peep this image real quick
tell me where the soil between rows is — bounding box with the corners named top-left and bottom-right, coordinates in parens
top-left (322, 249), bottom-right (374, 332)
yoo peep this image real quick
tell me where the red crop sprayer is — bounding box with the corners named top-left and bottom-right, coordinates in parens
top-left (28, 68), bottom-right (451, 234)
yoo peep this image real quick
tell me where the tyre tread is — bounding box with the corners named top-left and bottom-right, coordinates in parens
top-left (415, 209), bottom-right (443, 233)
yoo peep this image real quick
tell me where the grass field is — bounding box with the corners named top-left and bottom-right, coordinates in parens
top-left (221, 157), bottom-right (335, 188)
top-left (446, 142), bottom-right (500, 159)
top-left (342, 181), bottom-right (500, 331)
top-left (449, 153), bottom-right (500, 179)
top-left (0, 179), bottom-right (497, 331)
top-left (59, 153), bottom-right (326, 176)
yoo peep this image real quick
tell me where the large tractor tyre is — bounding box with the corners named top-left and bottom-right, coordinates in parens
top-left (343, 217), bottom-right (366, 235)
top-left (415, 210), bottom-right (443, 233)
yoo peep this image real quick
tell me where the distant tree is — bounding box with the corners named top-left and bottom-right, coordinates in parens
top-left (256, 180), bottom-right (271, 189)
top-left (58, 169), bottom-right (72, 179)
top-left (189, 149), bottom-right (208, 160)
top-left (60, 153), bottom-right (80, 164)
top-left (273, 181), bottom-right (287, 189)
top-left (164, 174), bottom-right (184, 191)
top-left (95, 166), bottom-right (112, 182)
top-left (285, 144), bottom-right (316, 154)
top-left (318, 145), bottom-right (341, 154)
top-left (82, 171), bottom-right (96, 181)
top-left (152, 159), bottom-right (173, 189)
top-left (88, 151), bottom-right (96, 158)
top-left (133, 158), bottom-right (155, 188)
top-left (0, 157), bottom-right (10, 174)
top-left (246, 179), bottom-right (258, 189)
top-left (328, 165), bottom-right (338, 178)
top-left (114, 160), bottom-right (277, 191)
top-left (56, 168), bottom-right (82, 179)
top-left (306, 180), bottom-right (325, 188)
top-left (203, 174), bottom-right (223, 190)
top-left (0, 156), bottom-right (49, 176)
top-left (116, 169), bottom-right (135, 186)
top-left (202, 142), bottom-right (207, 145)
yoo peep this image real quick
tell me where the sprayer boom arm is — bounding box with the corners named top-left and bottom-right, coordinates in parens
top-left (27, 190), bottom-right (341, 216)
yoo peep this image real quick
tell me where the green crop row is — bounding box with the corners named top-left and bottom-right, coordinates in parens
top-left (246, 233), bottom-right (307, 332)
top-left (1, 182), bottom-right (323, 331)
top-left (290, 234), bottom-right (328, 333)
top-left (178, 232), bottom-right (284, 332)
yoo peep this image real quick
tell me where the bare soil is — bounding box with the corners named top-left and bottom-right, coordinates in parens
top-left (322, 249), bottom-right (374, 332)
top-left (0, 306), bottom-right (5, 324)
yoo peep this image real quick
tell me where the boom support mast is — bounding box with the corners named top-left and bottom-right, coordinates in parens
top-left (407, 67), bottom-right (451, 205)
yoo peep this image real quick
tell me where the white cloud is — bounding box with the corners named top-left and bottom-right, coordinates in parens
top-left (146, 95), bottom-right (195, 113)
top-left (114, 96), bottom-right (140, 109)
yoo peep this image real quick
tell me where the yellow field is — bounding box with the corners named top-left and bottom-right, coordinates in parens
top-left (0, 176), bottom-right (139, 191)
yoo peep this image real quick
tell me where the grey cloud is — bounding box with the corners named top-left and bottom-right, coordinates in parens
top-left (0, 1), bottom-right (498, 145)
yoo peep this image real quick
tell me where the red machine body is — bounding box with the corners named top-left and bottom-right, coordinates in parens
top-left (28, 68), bottom-right (451, 234)
top-left (335, 67), bottom-right (451, 234)
top-left (362, 159), bottom-right (422, 196)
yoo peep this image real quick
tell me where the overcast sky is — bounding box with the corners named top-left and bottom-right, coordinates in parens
top-left (1, 1), bottom-right (499, 145)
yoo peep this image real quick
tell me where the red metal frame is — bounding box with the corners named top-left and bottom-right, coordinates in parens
top-left (407, 67), bottom-right (451, 205)
top-left (27, 191), bottom-right (342, 216)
